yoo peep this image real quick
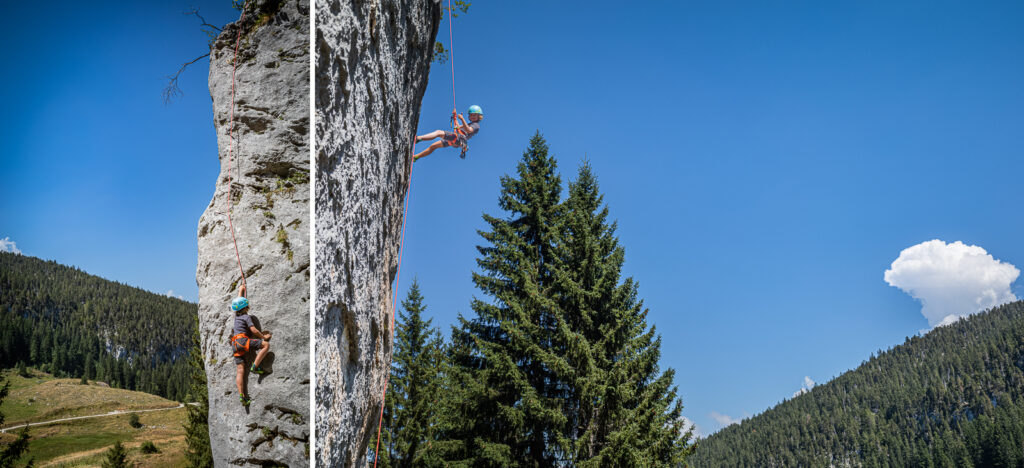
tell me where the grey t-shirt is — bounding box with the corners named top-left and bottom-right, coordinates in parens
top-left (464, 121), bottom-right (481, 141)
top-left (233, 313), bottom-right (255, 336)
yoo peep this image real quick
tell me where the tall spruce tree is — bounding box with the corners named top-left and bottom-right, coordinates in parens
top-left (183, 316), bottom-right (213, 468)
top-left (433, 136), bottom-right (692, 467)
top-left (555, 163), bottom-right (693, 466)
top-left (435, 132), bottom-right (570, 466)
top-left (373, 280), bottom-right (444, 467)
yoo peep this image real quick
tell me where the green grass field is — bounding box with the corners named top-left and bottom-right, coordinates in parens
top-left (1, 369), bottom-right (187, 467)
top-left (1, 370), bottom-right (179, 426)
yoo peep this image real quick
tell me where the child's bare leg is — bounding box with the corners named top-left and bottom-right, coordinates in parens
top-left (236, 363), bottom-right (246, 395)
top-left (416, 130), bottom-right (445, 142)
top-left (254, 341), bottom-right (271, 367)
top-left (413, 141), bottom-right (445, 161)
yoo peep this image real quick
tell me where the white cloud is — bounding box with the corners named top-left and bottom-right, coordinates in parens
top-left (793, 376), bottom-right (816, 398)
top-left (680, 416), bottom-right (702, 438)
top-left (165, 290), bottom-right (184, 300)
top-left (0, 237), bottom-right (21, 255)
top-left (710, 411), bottom-right (740, 428)
top-left (885, 240), bottom-right (1018, 328)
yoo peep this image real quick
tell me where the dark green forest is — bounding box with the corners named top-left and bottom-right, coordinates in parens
top-left (692, 300), bottom-right (1024, 467)
top-left (0, 252), bottom-right (195, 401)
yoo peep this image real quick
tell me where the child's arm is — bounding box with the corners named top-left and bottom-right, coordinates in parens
top-left (456, 114), bottom-right (471, 133)
top-left (238, 283), bottom-right (247, 298)
top-left (249, 326), bottom-right (271, 341)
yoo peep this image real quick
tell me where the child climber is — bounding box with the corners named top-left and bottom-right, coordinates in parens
top-left (230, 283), bottom-right (272, 406)
top-left (413, 105), bottom-right (484, 161)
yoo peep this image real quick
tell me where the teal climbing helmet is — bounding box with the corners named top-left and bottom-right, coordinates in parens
top-left (468, 105), bottom-right (483, 115)
top-left (231, 297), bottom-right (249, 312)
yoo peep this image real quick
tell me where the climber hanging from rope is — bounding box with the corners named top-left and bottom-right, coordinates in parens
top-left (230, 283), bottom-right (273, 406)
top-left (412, 105), bottom-right (484, 161)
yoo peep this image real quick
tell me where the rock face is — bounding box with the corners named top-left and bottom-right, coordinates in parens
top-left (196, 1), bottom-right (310, 466)
top-left (315, 0), bottom-right (440, 465)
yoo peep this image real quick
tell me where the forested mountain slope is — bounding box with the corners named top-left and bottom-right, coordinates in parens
top-left (693, 300), bottom-right (1024, 468)
top-left (0, 252), bottom-right (193, 401)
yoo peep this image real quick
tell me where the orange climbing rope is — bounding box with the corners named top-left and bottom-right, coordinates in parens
top-left (372, 3), bottom-right (457, 465)
top-left (226, 6), bottom-right (248, 289)
top-left (372, 163), bottom-right (413, 468)
top-left (447, 0), bottom-right (458, 131)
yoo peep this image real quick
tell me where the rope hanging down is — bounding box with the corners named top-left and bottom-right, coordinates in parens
top-left (226, 7), bottom-right (247, 288)
top-left (447, 0), bottom-right (457, 130)
top-left (372, 2), bottom-right (457, 465)
top-left (372, 166), bottom-right (413, 468)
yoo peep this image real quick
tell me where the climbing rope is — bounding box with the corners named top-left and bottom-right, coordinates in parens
top-left (372, 2), bottom-right (457, 464)
top-left (225, 6), bottom-right (247, 289)
top-left (372, 164), bottom-right (413, 468)
top-left (447, 0), bottom-right (457, 131)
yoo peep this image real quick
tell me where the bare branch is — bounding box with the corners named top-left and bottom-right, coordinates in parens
top-left (162, 6), bottom-right (229, 105)
top-left (185, 6), bottom-right (223, 48)
top-left (186, 7), bottom-right (221, 32)
top-left (163, 53), bottom-right (210, 105)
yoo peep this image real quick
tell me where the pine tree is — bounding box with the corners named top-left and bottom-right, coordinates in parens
top-left (101, 441), bottom-right (129, 468)
top-left (373, 280), bottom-right (444, 467)
top-left (556, 163), bottom-right (693, 466)
top-left (84, 355), bottom-right (94, 380)
top-left (184, 316), bottom-right (213, 468)
top-left (436, 132), bottom-right (569, 466)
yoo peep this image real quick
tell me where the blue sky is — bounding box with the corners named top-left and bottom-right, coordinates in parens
top-left (403, 1), bottom-right (1023, 436)
top-left (1, 1), bottom-right (240, 301)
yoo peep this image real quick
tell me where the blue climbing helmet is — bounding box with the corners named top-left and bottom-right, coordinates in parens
top-left (231, 297), bottom-right (249, 312)
top-left (468, 105), bottom-right (483, 116)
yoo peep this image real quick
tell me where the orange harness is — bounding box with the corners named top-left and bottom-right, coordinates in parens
top-left (230, 333), bottom-right (250, 357)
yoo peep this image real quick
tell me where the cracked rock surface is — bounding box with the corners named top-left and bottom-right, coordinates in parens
top-left (196, 0), bottom-right (310, 466)
top-left (315, 0), bottom-right (440, 466)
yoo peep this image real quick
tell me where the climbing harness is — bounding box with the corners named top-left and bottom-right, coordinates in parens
top-left (231, 333), bottom-right (251, 358)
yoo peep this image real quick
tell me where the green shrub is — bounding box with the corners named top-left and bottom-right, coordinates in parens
top-left (101, 441), bottom-right (128, 468)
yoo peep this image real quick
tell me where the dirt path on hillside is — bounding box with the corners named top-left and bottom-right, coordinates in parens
top-left (0, 403), bottom-right (186, 433)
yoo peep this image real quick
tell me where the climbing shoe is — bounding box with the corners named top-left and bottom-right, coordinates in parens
top-left (240, 394), bottom-right (252, 406)
top-left (250, 364), bottom-right (267, 375)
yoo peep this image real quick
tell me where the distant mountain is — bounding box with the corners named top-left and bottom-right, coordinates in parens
top-left (0, 252), bottom-right (195, 401)
top-left (692, 301), bottom-right (1024, 468)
